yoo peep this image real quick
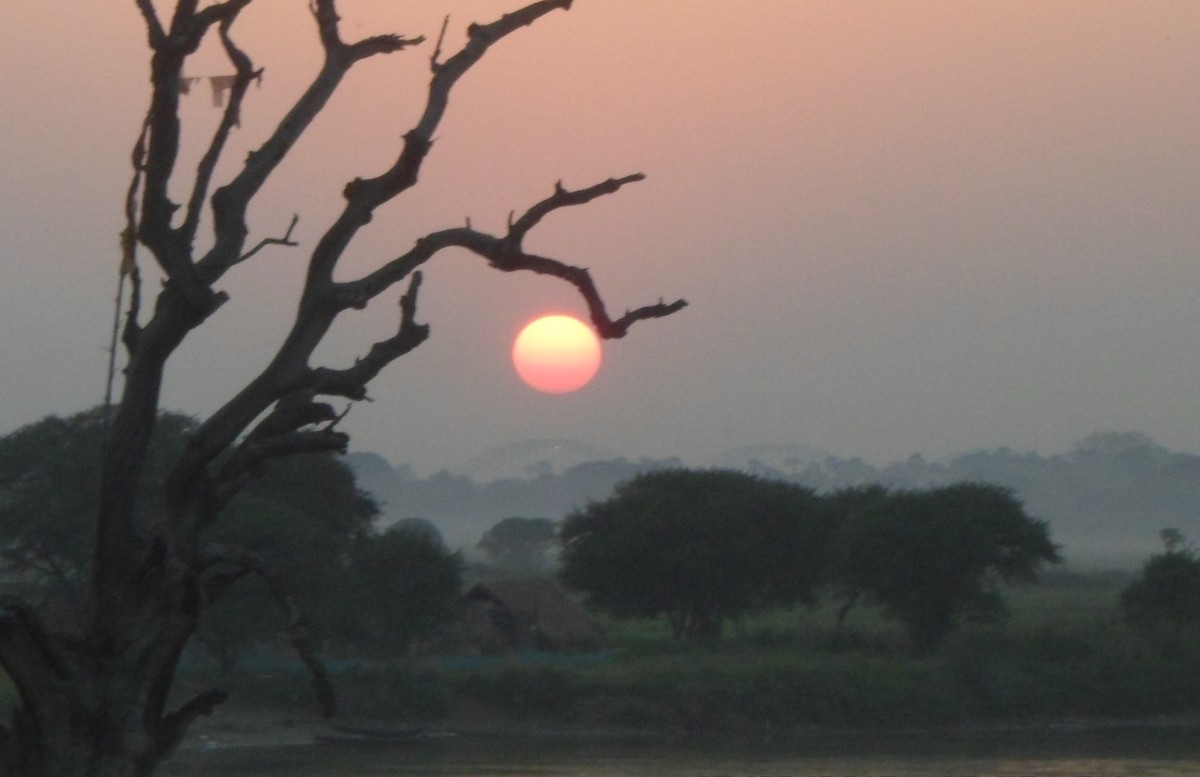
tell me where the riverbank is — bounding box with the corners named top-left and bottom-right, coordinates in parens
top-left (178, 579), bottom-right (1200, 751)
top-left (180, 693), bottom-right (1200, 755)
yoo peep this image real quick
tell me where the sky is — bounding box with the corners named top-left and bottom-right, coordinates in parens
top-left (2, 1), bottom-right (1200, 476)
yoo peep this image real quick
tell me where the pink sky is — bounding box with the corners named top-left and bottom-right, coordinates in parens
top-left (3, 1), bottom-right (1200, 473)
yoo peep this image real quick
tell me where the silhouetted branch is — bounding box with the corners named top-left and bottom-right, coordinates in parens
top-left (312, 271), bottom-right (431, 399)
top-left (507, 175), bottom-right (645, 246)
top-left (431, 15), bottom-right (450, 70)
top-left (233, 214), bottom-right (300, 266)
top-left (338, 177), bottom-right (687, 338)
top-left (179, 18), bottom-right (260, 246)
top-left (135, 0), bottom-right (165, 47)
top-left (156, 688), bottom-right (228, 758)
top-left (198, 547), bottom-right (336, 716)
top-left (213, 429), bottom-right (350, 507)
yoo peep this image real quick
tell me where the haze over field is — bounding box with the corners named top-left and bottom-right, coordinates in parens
top-left (3, 2), bottom-right (1200, 476)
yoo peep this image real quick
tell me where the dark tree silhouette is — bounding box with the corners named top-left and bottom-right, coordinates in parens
top-left (1121, 531), bottom-right (1200, 635)
top-left (478, 516), bottom-right (558, 570)
top-left (827, 483), bottom-right (1060, 651)
top-left (560, 469), bottom-right (830, 641)
top-left (0, 2), bottom-right (684, 775)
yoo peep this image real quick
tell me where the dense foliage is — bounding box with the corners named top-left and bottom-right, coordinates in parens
top-left (826, 483), bottom-right (1061, 650)
top-left (1121, 538), bottom-right (1200, 633)
top-left (346, 524), bottom-right (463, 656)
top-left (561, 471), bottom-right (1058, 650)
top-left (0, 409), bottom-right (461, 666)
top-left (478, 516), bottom-right (558, 570)
top-left (560, 469), bottom-right (831, 640)
top-left (0, 408), bottom-right (194, 598)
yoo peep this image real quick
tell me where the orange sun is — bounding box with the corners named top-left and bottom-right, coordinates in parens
top-left (512, 314), bottom-right (602, 394)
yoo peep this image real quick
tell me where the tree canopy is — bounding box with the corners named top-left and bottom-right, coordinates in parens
top-left (0, 407), bottom-right (194, 598)
top-left (827, 483), bottom-right (1060, 650)
top-left (560, 469), bottom-right (831, 641)
top-left (478, 516), bottom-right (558, 571)
top-left (345, 525), bottom-right (463, 657)
top-left (1121, 531), bottom-right (1200, 633)
top-left (0, 408), bottom-right (399, 668)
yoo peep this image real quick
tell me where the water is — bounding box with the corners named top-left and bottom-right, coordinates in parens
top-left (165, 728), bottom-right (1200, 777)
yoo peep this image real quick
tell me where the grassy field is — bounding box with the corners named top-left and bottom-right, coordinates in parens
top-left (8, 573), bottom-right (1199, 739)
top-left (425, 573), bottom-right (1200, 734)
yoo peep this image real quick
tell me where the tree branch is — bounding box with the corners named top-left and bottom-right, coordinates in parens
top-left (199, 547), bottom-right (336, 717)
top-left (179, 17), bottom-right (261, 247)
top-left (213, 429), bottom-right (350, 508)
top-left (310, 271), bottom-right (431, 400)
top-left (305, 0), bottom-right (572, 288)
top-left (134, 0), bottom-right (166, 49)
top-left (156, 688), bottom-right (228, 758)
top-left (190, 0), bottom-right (254, 35)
top-left (311, 0), bottom-right (423, 59)
top-left (507, 174), bottom-right (644, 246)
top-left (233, 214), bottom-right (300, 266)
top-left (195, 18), bottom-right (416, 285)
top-left (337, 177), bottom-right (687, 337)
top-left (310, 0), bottom-right (343, 53)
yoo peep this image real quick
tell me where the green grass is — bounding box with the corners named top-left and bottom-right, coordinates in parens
top-left (439, 576), bottom-right (1200, 732)
top-left (172, 576), bottom-right (1200, 735)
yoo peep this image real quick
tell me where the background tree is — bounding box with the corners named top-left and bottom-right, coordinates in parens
top-left (821, 484), bottom-right (890, 628)
top-left (478, 516), bottom-right (558, 571)
top-left (195, 452), bottom-right (379, 672)
top-left (1121, 530), bottom-right (1200, 637)
top-left (0, 408), bottom-right (194, 601)
top-left (0, 411), bottom-right (380, 673)
top-left (560, 469), bottom-right (830, 641)
top-left (0, 3), bottom-right (684, 775)
top-left (392, 517), bottom-right (446, 550)
top-left (345, 525), bottom-right (463, 657)
top-left (828, 483), bottom-right (1060, 651)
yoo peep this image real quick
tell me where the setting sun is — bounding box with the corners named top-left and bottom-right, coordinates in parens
top-left (512, 314), bottom-right (602, 394)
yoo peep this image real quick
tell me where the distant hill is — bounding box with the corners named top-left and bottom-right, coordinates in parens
top-left (455, 438), bottom-right (623, 482)
top-left (345, 432), bottom-right (1200, 568)
top-left (706, 443), bottom-right (831, 476)
top-left (344, 445), bottom-right (680, 551)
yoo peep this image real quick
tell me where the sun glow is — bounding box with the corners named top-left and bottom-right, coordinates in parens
top-left (511, 315), bottom-right (602, 394)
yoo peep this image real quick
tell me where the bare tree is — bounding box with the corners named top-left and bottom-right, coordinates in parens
top-left (0, 2), bottom-right (685, 775)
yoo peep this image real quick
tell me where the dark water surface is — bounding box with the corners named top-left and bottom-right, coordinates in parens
top-left (164, 726), bottom-right (1200, 777)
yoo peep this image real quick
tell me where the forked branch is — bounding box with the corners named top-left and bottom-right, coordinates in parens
top-left (339, 176), bottom-right (688, 338)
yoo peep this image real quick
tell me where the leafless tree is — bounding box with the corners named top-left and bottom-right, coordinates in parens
top-left (0, 2), bottom-right (685, 775)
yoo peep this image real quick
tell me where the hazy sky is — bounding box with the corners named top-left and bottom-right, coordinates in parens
top-left (3, 1), bottom-right (1200, 474)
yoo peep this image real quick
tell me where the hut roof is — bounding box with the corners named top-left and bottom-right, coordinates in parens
top-left (464, 578), bottom-right (605, 652)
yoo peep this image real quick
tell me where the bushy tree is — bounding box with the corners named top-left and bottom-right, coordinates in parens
top-left (392, 517), bottom-right (446, 549)
top-left (1121, 531), bottom-right (1200, 634)
top-left (197, 452), bottom-right (379, 670)
top-left (478, 516), bottom-right (558, 570)
top-left (0, 408), bottom-right (194, 598)
top-left (346, 525), bottom-right (463, 657)
top-left (828, 483), bottom-right (1060, 651)
top-left (560, 469), bottom-right (831, 641)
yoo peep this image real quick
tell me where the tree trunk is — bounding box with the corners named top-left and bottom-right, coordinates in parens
top-left (0, 577), bottom-right (207, 777)
top-left (18, 682), bottom-right (160, 777)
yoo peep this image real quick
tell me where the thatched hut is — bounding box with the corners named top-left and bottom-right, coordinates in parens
top-left (462, 578), bottom-right (606, 654)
